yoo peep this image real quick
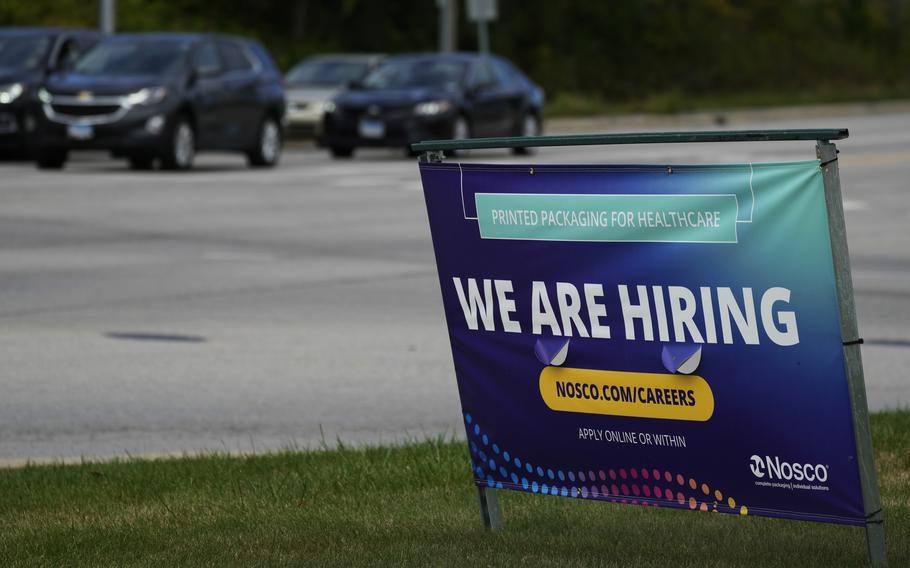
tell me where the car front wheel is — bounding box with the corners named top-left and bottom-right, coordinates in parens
top-left (330, 146), bottom-right (354, 159)
top-left (161, 117), bottom-right (195, 170)
top-left (444, 115), bottom-right (471, 157)
top-left (35, 147), bottom-right (67, 170)
top-left (248, 116), bottom-right (282, 168)
top-left (512, 112), bottom-right (540, 155)
top-left (128, 154), bottom-right (155, 170)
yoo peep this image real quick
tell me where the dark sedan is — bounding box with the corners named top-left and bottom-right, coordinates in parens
top-left (34, 33), bottom-right (285, 170)
top-left (0, 27), bottom-right (100, 157)
top-left (321, 52), bottom-right (544, 158)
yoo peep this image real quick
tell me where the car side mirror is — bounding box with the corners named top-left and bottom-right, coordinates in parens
top-left (346, 79), bottom-right (362, 90)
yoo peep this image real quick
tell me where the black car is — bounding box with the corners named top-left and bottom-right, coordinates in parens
top-left (0, 27), bottom-right (100, 156)
top-left (321, 52), bottom-right (544, 158)
top-left (34, 33), bottom-right (285, 170)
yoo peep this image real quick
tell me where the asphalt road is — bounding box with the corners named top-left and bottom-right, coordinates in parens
top-left (1, 111), bottom-right (908, 462)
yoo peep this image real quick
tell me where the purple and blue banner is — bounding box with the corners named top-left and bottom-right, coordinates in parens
top-left (419, 159), bottom-right (865, 525)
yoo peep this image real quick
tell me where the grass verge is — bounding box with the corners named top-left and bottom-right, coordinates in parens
top-left (1, 411), bottom-right (907, 567)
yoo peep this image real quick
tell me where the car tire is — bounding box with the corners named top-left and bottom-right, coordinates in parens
top-left (160, 116), bottom-right (195, 170)
top-left (330, 146), bottom-right (354, 159)
top-left (128, 155), bottom-right (155, 170)
top-left (35, 148), bottom-right (67, 170)
top-left (247, 115), bottom-right (282, 168)
top-left (512, 112), bottom-right (541, 155)
top-left (444, 115), bottom-right (471, 157)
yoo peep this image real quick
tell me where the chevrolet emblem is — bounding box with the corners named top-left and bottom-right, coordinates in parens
top-left (77, 91), bottom-right (93, 102)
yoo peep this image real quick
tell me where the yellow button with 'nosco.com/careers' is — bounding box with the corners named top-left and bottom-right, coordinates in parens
top-left (539, 366), bottom-right (714, 421)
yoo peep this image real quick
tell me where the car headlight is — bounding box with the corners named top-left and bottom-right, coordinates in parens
top-left (323, 100), bottom-right (336, 113)
top-left (0, 82), bottom-right (25, 104)
top-left (414, 100), bottom-right (452, 116)
top-left (37, 87), bottom-right (52, 103)
top-left (122, 87), bottom-right (168, 107)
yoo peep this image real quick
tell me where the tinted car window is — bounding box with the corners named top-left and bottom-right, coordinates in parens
top-left (193, 42), bottom-right (221, 74)
top-left (0, 34), bottom-right (51, 70)
top-left (491, 59), bottom-right (516, 88)
top-left (470, 59), bottom-right (496, 88)
top-left (55, 38), bottom-right (83, 70)
top-left (362, 59), bottom-right (467, 90)
top-left (75, 40), bottom-right (190, 75)
top-left (219, 42), bottom-right (253, 72)
top-left (286, 60), bottom-right (370, 87)
top-left (495, 57), bottom-right (534, 90)
top-left (245, 41), bottom-right (280, 76)
top-left (75, 34), bottom-right (100, 50)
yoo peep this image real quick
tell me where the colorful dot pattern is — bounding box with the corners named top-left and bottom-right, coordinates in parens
top-left (464, 413), bottom-right (747, 516)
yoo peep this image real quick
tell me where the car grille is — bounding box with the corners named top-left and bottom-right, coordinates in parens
top-left (339, 104), bottom-right (414, 122)
top-left (50, 104), bottom-right (121, 117)
top-left (380, 104), bottom-right (415, 120)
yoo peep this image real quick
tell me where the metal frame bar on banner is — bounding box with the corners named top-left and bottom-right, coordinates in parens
top-left (412, 129), bottom-right (887, 566)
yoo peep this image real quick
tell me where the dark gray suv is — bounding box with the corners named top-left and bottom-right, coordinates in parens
top-left (34, 32), bottom-right (286, 170)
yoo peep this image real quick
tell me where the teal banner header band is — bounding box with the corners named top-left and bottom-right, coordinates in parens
top-left (475, 193), bottom-right (739, 243)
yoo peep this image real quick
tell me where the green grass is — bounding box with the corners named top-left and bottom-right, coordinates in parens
top-left (544, 87), bottom-right (910, 117)
top-left (1, 411), bottom-right (907, 567)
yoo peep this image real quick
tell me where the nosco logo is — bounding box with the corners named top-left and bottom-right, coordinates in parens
top-left (749, 455), bottom-right (829, 482)
top-left (749, 455), bottom-right (766, 478)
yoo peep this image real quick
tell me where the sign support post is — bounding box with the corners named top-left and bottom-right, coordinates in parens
top-left (477, 486), bottom-right (502, 530)
top-left (466, 0), bottom-right (497, 54)
top-left (817, 140), bottom-right (887, 567)
top-left (415, 130), bottom-right (887, 563)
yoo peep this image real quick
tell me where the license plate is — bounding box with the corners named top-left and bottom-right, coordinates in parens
top-left (67, 124), bottom-right (94, 140)
top-left (358, 118), bottom-right (385, 139)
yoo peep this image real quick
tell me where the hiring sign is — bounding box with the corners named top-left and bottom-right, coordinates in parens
top-left (420, 159), bottom-right (865, 525)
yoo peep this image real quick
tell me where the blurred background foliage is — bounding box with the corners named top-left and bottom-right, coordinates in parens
top-left (2, 0), bottom-right (909, 114)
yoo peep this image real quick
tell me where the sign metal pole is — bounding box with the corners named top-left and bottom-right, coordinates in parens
top-left (98, 0), bottom-right (115, 33)
top-left (422, 147), bottom-right (502, 531)
top-left (467, 0), bottom-right (495, 54)
top-left (816, 140), bottom-right (887, 566)
top-left (477, 20), bottom-right (490, 54)
top-left (477, 486), bottom-right (502, 530)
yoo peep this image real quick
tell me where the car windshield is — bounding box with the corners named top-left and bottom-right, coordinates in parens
top-left (361, 59), bottom-right (467, 90)
top-left (0, 34), bottom-right (51, 70)
top-left (73, 40), bottom-right (190, 75)
top-left (286, 60), bottom-right (370, 87)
